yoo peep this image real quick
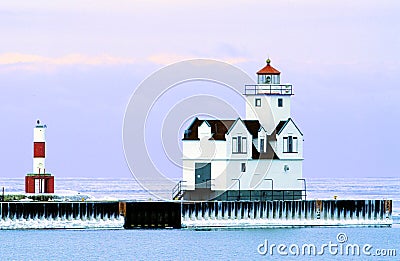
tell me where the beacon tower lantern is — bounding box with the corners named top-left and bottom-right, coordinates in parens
top-left (25, 120), bottom-right (55, 193)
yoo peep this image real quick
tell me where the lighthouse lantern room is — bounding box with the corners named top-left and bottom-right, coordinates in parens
top-left (25, 120), bottom-right (55, 194)
top-left (257, 58), bottom-right (281, 84)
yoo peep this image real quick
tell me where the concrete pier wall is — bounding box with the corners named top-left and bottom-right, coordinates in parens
top-left (1, 202), bottom-right (119, 219)
top-left (0, 200), bottom-right (393, 229)
top-left (0, 202), bottom-right (124, 229)
top-left (181, 200), bottom-right (393, 228)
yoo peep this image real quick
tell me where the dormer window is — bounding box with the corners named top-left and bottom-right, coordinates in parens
top-left (232, 136), bottom-right (247, 154)
top-left (283, 136), bottom-right (298, 153)
top-left (260, 138), bottom-right (265, 153)
top-left (260, 139), bottom-right (265, 153)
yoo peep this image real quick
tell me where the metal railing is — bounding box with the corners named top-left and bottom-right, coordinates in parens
top-left (172, 180), bottom-right (186, 200)
top-left (26, 173), bottom-right (52, 176)
top-left (245, 84), bottom-right (293, 95)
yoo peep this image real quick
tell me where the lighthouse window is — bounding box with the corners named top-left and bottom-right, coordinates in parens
top-left (242, 137), bottom-right (247, 153)
top-left (288, 136), bottom-right (293, 152)
top-left (255, 98), bottom-right (261, 107)
top-left (241, 163), bottom-right (246, 172)
top-left (260, 138), bottom-right (265, 152)
top-left (283, 136), bottom-right (298, 153)
top-left (278, 98), bottom-right (283, 107)
top-left (233, 136), bottom-right (247, 154)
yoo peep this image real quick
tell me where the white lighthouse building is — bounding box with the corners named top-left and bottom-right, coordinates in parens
top-left (25, 120), bottom-right (55, 193)
top-left (174, 59), bottom-right (304, 201)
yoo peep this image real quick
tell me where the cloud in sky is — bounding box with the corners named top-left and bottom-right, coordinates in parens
top-left (0, 52), bottom-right (250, 71)
top-left (147, 53), bottom-right (249, 65)
top-left (0, 53), bottom-right (136, 71)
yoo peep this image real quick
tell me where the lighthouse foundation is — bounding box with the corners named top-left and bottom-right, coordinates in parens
top-left (25, 174), bottom-right (54, 193)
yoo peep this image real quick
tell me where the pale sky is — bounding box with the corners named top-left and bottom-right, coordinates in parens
top-left (1, 1), bottom-right (399, 179)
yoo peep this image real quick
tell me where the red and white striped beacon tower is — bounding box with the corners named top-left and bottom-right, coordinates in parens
top-left (25, 120), bottom-right (54, 193)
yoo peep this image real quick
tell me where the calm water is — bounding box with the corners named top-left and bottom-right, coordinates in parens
top-left (0, 178), bottom-right (399, 260)
top-left (0, 227), bottom-right (398, 260)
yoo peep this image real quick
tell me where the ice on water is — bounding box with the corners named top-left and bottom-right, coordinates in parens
top-left (0, 177), bottom-right (398, 228)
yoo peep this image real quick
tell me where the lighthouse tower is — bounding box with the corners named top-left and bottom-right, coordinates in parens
top-left (245, 58), bottom-right (292, 133)
top-left (25, 120), bottom-right (55, 193)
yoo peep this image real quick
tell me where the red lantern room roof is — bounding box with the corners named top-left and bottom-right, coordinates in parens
top-left (256, 59), bottom-right (281, 75)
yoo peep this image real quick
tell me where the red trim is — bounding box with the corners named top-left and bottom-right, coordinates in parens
top-left (47, 177), bottom-right (54, 193)
top-left (34, 142), bottom-right (45, 158)
top-left (25, 176), bottom-right (35, 193)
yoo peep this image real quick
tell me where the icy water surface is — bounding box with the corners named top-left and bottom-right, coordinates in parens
top-left (0, 177), bottom-right (398, 260)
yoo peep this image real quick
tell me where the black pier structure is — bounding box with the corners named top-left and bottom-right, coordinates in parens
top-left (0, 200), bottom-right (393, 229)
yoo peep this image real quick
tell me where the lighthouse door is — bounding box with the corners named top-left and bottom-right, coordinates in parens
top-left (195, 163), bottom-right (211, 188)
top-left (34, 178), bottom-right (45, 193)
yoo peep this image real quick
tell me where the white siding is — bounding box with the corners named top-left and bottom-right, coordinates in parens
top-left (182, 160), bottom-right (195, 190)
top-left (33, 158), bottom-right (45, 174)
top-left (245, 95), bottom-right (291, 133)
top-left (183, 140), bottom-right (227, 160)
top-left (211, 161), bottom-right (228, 190)
top-left (198, 121), bottom-right (211, 140)
top-left (245, 96), bottom-right (275, 133)
top-left (248, 159), bottom-right (303, 191)
top-left (221, 159), bottom-right (303, 191)
top-left (33, 128), bottom-right (45, 142)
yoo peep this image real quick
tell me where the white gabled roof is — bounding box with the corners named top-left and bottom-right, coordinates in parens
top-left (276, 118), bottom-right (303, 136)
top-left (226, 118), bottom-right (247, 135)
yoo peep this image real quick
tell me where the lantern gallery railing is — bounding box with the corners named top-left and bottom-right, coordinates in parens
top-left (245, 84), bottom-right (293, 95)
